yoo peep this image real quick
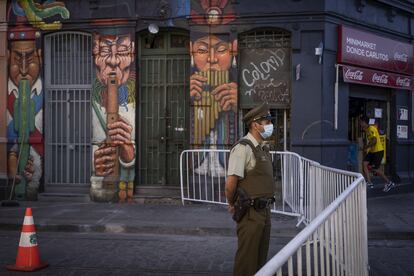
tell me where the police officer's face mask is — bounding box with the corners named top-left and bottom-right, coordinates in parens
top-left (256, 122), bottom-right (273, 139)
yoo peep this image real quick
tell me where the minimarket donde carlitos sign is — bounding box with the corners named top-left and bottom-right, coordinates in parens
top-left (337, 25), bottom-right (414, 90)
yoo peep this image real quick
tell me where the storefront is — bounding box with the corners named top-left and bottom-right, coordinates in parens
top-left (1, 0), bottom-right (413, 201)
top-left (336, 25), bottom-right (413, 183)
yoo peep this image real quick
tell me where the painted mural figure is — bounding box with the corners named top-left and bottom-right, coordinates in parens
top-left (189, 0), bottom-right (238, 177)
top-left (190, 34), bottom-right (238, 176)
top-left (12, 0), bottom-right (70, 30)
top-left (7, 40), bottom-right (43, 201)
top-left (5, 0), bottom-right (69, 201)
top-left (91, 33), bottom-right (136, 203)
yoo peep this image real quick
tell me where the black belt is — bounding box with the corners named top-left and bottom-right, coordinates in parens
top-left (248, 197), bottom-right (275, 210)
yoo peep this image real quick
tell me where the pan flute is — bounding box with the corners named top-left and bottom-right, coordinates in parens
top-left (193, 70), bottom-right (229, 144)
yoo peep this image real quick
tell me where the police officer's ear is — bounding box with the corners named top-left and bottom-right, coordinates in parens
top-left (248, 121), bottom-right (255, 130)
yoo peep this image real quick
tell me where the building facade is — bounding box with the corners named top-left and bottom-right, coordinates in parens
top-left (1, 0), bottom-right (413, 201)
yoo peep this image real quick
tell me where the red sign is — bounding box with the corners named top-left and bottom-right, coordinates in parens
top-left (342, 65), bottom-right (414, 90)
top-left (338, 26), bottom-right (414, 75)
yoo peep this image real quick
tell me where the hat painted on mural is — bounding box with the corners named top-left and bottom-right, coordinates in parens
top-left (243, 102), bottom-right (272, 125)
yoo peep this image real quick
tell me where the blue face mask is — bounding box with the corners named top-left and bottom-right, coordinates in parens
top-left (260, 124), bottom-right (273, 139)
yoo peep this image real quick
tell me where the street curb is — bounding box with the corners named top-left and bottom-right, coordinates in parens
top-left (0, 223), bottom-right (300, 238)
top-left (3, 222), bottom-right (413, 240)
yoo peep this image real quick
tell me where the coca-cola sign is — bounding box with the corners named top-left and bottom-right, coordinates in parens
top-left (372, 73), bottom-right (388, 84)
top-left (396, 77), bottom-right (411, 87)
top-left (342, 65), bottom-right (413, 90)
top-left (338, 26), bottom-right (414, 75)
top-left (344, 69), bottom-right (363, 80)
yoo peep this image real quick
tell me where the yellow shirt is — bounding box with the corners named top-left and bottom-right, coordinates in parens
top-left (366, 125), bottom-right (384, 153)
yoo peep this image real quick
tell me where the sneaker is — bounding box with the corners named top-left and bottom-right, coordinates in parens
top-left (383, 182), bottom-right (396, 192)
top-left (367, 182), bottom-right (374, 189)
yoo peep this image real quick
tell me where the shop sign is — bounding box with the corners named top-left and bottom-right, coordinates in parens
top-left (338, 26), bottom-right (414, 75)
top-left (397, 125), bottom-right (408, 139)
top-left (342, 65), bottom-right (414, 90)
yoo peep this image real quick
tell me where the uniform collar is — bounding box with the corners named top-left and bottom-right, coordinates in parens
top-left (246, 132), bottom-right (261, 148)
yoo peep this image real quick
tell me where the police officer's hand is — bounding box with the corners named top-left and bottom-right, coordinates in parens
top-left (228, 204), bottom-right (235, 214)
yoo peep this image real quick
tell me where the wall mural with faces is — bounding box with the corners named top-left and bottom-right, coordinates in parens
top-left (7, 39), bottom-right (43, 201)
top-left (6, 0), bottom-right (69, 200)
top-left (189, 0), bottom-right (238, 177)
top-left (91, 32), bottom-right (136, 203)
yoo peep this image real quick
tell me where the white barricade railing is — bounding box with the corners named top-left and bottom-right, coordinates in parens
top-left (180, 149), bottom-right (368, 275)
top-left (179, 150), bottom-right (304, 219)
top-left (256, 175), bottom-right (368, 276)
top-left (277, 152), bottom-right (304, 221)
top-left (301, 157), bottom-right (360, 224)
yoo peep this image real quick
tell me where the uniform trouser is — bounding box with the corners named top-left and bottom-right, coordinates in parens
top-left (234, 207), bottom-right (271, 276)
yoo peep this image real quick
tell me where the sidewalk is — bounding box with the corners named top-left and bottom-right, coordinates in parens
top-left (0, 192), bottom-right (413, 240)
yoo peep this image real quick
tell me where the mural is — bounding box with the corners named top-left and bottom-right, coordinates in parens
top-left (190, 0), bottom-right (237, 176)
top-left (10, 0), bottom-right (69, 30)
top-left (6, 0), bottom-right (69, 200)
top-left (91, 32), bottom-right (136, 203)
top-left (7, 39), bottom-right (43, 201)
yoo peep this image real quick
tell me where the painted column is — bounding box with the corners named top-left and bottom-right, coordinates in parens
top-left (6, 34), bottom-right (43, 201)
top-left (89, 27), bottom-right (136, 203)
top-left (189, 0), bottom-right (238, 177)
top-left (5, 0), bottom-right (69, 200)
top-left (0, 0), bottom-right (8, 188)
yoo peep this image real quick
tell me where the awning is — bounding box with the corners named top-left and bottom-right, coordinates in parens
top-left (342, 65), bottom-right (413, 91)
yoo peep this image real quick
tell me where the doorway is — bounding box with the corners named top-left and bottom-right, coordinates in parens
top-left (138, 30), bottom-right (190, 186)
top-left (348, 97), bottom-right (389, 174)
top-left (44, 32), bottom-right (93, 193)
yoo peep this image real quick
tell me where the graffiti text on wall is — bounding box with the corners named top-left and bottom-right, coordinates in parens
top-left (240, 48), bottom-right (290, 106)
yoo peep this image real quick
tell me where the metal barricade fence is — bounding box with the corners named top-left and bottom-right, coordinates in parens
top-left (256, 175), bottom-right (368, 276)
top-left (179, 150), bottom-right (304, 219)
top-left (180, 149), bottom-right (368, 275)
top-left (301, 158), bottom-right (360, 224)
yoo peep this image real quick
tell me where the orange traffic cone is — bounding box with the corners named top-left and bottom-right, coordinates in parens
top-left (6, 208), bottom-right (48, 271)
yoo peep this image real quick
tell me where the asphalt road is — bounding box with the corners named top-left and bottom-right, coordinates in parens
top-left (0, 231), bottom-right (290, 276)
top-left (0, 231), bottom-right (412, 276)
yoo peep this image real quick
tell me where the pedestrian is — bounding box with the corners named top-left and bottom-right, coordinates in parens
top-left (225, 102), bottom-right (276, 276)
top-left (359, 116), bottom-right (395, 192)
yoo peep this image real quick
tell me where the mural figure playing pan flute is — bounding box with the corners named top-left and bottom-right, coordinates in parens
top-left (189, 0), bottom-right (238, 176)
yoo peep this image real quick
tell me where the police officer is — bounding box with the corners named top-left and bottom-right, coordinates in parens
top-left (225, 102), bottom-right (275, 276)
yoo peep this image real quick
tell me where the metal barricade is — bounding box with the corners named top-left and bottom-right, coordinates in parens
top-left (304, 160), bottom-right (360, 224)
top-left (179, 150), bottom-right (304, 220)
top-left (256, 175), bottom-right (368, 276)
top-left (180, 149), bottom-right (369, 275)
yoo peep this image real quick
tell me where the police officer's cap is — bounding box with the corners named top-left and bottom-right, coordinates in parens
top-left (243, 102), bottom-right (272, 125)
